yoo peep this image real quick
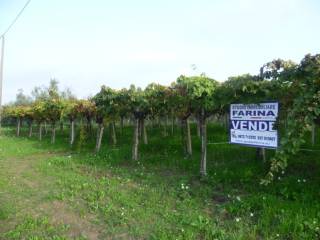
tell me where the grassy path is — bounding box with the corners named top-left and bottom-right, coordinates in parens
top-left (0, 135), bottom-right (219, 239)
top-left (0, 137), bottom-right (103, 239)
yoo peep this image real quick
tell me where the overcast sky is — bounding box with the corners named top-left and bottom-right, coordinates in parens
top-left (0, 0), bottom-right (319, 103)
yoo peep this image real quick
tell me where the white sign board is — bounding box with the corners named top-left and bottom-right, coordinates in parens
top-left (230, 102), bottom-right (278, 148)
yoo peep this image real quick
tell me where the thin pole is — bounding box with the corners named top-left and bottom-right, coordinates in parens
top-left (0, 36), bottom-right (4, 127)
top-left (0, 0), bottom-right (32, 38)
top-left (312, 123), bottom-right (315, 146)
top-left (0, 0), bottom-right (31, 128)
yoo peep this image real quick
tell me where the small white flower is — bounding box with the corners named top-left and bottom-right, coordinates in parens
top-left (68, 155), bottom-right (72, 158)
top-left (297, 179), bottom-right (301, 183)
top-left (250, 212), bottom-right (254, 217)
top-left (121, 212), bottom-right (124, 216)
top-left (303, 179), bottom-right (306, 183)
top-left (236, 196), bottom-right (241, 201)
top-left (276, 234), bottom-right (280, 237)
top-left (313, 220), bottom-right (317, 224)
top-left (262, 196), bottom-right (266, 200)
top-left (281, 171), bottom-right (285, 175)
top-left (185, 186), bottom-right (189, 190)
top-left (278, 176), bottom-right (281, 180)
top-left (235, 217), bottom-right (241, 222)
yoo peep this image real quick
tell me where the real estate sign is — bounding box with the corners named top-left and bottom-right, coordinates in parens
top-left (230, 102), bottom-right (278, 148)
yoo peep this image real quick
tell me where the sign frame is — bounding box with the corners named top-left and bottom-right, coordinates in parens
top-left (229, 102), bottom-right (279, 149)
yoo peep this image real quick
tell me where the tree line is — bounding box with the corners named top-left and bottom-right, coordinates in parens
top-left (2, 54), bottom-right (320, 183)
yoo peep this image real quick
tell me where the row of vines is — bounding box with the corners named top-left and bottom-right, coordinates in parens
top-left (2, 54), bottom-right (320, 184)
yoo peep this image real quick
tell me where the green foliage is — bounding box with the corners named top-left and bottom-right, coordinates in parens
top-left (12, 89), bottom-right (33, 106)
top-left (77, 120), bottom-right (88, 152)
top-left (262, 54), bottom-right (320, 184)
top-left (145, 83), bottom-right (169, 118)
top-left (217, 74), bottom-right (273, 109)
top-left (43, 98), bottom-right (64, 124)
top-left (116, 88), bottom-right (131, 120)
top-left (74, 99), bottom-right (96, 122)
top-left (62, 99), bottom-right (78, 121)
top-left (168, 80), bottom-right (192, 120)
top-left (92, 86), bottom-right (118, 123)
top-left (176, 75), bottom-right (219, 117)
top-left (3, 105), bottom-right (27, 119)
top-left (2, 54), bottom-right (319, 185)
top-left (33, 101), bottom-right (47, 123)
top-left (127, 85), bottom-right (150, 119)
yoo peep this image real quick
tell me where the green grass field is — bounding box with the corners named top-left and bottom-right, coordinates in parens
top-left (0, 123), bottom-right (319, 239)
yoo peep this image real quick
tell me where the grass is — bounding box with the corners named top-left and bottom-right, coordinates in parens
top-left (0, 122), bottom-right (319, 239)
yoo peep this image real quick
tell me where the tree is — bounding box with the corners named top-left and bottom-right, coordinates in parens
top-left (116, 88), bottom-right (131, 135)
top-left (61, 87), bottom-right (77, 101)
top-left (31, 86), bottom-right (48, 101)
top-left (170, 77), bottom-right (193, 157)
top-left (145, 83), bottom-right (169, 140)
top-left (127, 85), bottom-right (150, 160)
top-left (177, 75), bottom-right (219, 176)
top-left (63, 100), bottom-right (78, 145)
top-left (3, 105), bottom-right (26, 136)
top-left (14, 89), bottom-right (33, 106)
top-left (24, 106), bottom-right (34, 137)
top-left (92, 86), bottom-right (118, 152)
top-left (43, 98), bottom-right (64, 144)
top-left (262, 54), bottom-right (320, 184)
top-left (75, 99), bottom-right (96, 150)
top-left (33, 101), bottom-right (47, 141)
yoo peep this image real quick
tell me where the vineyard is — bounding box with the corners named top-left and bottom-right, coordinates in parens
top-left (2, 54), bottom-right (320, 181)
top-left (0, 54), bottom-right (319, 239)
